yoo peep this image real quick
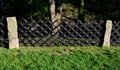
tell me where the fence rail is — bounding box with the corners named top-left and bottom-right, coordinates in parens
top-left (0, 17), bottom-right (120, 47)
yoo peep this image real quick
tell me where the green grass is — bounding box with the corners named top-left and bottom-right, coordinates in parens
top-left (0, 46), bottom-right (120, 70)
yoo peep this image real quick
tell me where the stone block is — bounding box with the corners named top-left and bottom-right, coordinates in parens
top-left (7, 17), bottom-right (19, 49)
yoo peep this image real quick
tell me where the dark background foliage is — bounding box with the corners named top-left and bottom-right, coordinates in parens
top-left (0, 0), bottom-right (120, 20)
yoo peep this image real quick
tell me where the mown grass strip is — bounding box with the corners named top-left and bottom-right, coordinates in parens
top-left (0, 46), bottom-right (120, 70)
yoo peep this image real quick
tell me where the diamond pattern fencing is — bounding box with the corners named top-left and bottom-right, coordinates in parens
top-left (0, 17), bottom-right (120, 47)
top-left (0, 17), bottom-right (8, 47)
top-left (18, 18), bottom-right (107, 46)
top-left (111, 21), bottom-right (120, 46)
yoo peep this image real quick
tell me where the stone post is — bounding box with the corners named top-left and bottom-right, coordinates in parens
top-left (7, 17), bottom-right (19, 49)
top-left (103, 20), bottom-right (113, 47)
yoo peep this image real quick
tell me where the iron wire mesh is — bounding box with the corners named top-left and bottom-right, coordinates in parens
top-left (0, 17), bottom-right (119, 47)
top-left (111, 21), bottom-right (120, 46)
top-left (18, 17), bottom-right (106, 46)
top-left (0, 17), bottom-right (8, 47)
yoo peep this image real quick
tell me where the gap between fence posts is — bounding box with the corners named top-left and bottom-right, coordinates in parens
top-left (7, 17), bottom-right (19, 49)
top-left (103, 20), bottom-right (113, 47)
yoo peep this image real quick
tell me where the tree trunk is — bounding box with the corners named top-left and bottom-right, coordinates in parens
top-left (48, 0), bottom-right (55, 23)
top-left (54, 0), bottom-right (62, 36)
top-left (79, 0), bottom-right (84, 19)
top-left (48, 0), bottom-right (62, 36)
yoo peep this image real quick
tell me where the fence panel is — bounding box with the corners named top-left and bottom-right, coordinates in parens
top-left (18, 18), bottom-right (106, 46)
top-left (0, 17), bottom-right (119, 47)
top-left (111, 21), bottom-right (120, 46)
top-left (0, 17), bottom-right (8, 47)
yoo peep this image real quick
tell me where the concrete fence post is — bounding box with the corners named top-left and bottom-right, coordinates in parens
top-left (7, 17), bottom-right (19, 49)
top-left (103, 20), bottom-right (113, 47)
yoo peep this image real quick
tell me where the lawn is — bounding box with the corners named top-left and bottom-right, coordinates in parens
top-left (0, 46), bottom-right (120, 70)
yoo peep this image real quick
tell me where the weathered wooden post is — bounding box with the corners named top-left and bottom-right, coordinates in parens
top-left (7, 17), bottom-right (19, 49)
top-left (103, 20), bottom-right (113, 47)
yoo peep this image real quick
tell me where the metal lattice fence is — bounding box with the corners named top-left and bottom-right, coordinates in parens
top-left (0, 17), bottom-right (120, 47)
top-left (0, 17), bottom-right (8, 47)
top-left (18, 18), bottom-right (106, 46)
top-left (111, 21), bottom-right (120, 46)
